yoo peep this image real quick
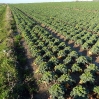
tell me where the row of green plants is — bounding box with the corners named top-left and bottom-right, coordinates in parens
top-left (9, 3), bottom-right (99, 55)
top-left (0, 5), bottom-right (18, 99)
top-left (10, 6), bottom-right (99, 99)
top-left (11, 2), bottom-right (99, 33)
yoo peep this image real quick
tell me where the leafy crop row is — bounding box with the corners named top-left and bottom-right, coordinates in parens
top-left (11, 3), bottom-right (99, 55)
top-left (10, 5), bottom-right (99, 99)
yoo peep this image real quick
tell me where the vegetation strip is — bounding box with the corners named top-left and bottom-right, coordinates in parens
top-left (0, 5), bottom-right (17, 99)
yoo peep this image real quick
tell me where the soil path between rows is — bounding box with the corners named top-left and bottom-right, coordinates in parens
top-left (22, 38), bottom-right (49, 99)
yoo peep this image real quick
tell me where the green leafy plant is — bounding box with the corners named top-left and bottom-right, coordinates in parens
top-left (90, 46), bottom-right (99, 55)
top-left (64, 47), bottom-right (71, 54)
top-left (76, 56), bottom-right (88, 65)
top-left (63, 56), bottom-right (72, 64)
top-left (93, 86), bottom-right (99, 95)
top-left (57, 50), bottom-right (66, 59)
top-left (58, 74), bottom-right (73, 86)
top-left (34, 56), bottom-right (43, 65)
top-left (54, 64), bottom-right (68, 74)
top-left (49, 84), bottom-right (65, 99)
top-left (70, 85), bottom-right (88, 99)
top-left (84, 64), bottom-right (98, 74)
top-left (80, 72), bottom-right (95, 84)
top-left (41, 71), bottom-right (55, 84)
top-left (82, 42), bottom-right (89, 50)
top-left (71, 63), bottom-right (82, 72)
top-left (93, 86), bottom-right (99, 98)
top-left (54, 39), bottom-right (60, 45)
top-left (49, 56), bottom-right (59, 66)
top-left (58, 42), bottom-right (66, 50)
top-left (68, 51), bottom-right (78, 59)
top-left (36, 62), bottom-right (48, 74)
top-left (75, 39), bottom-right (84, 45)
top-left (52, 46), bottom-right (59, 53)
top-left (43, 51), bottom-right (53, 59)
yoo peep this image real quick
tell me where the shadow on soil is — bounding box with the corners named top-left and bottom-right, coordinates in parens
top-left (7, 37), bottom-right (38, 99)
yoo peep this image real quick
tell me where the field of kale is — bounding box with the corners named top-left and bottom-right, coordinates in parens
top-left (1, 2), bottom-right (99, 99)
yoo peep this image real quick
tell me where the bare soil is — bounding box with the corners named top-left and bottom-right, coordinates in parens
top-left (22, 38), bottom-right (49, 99)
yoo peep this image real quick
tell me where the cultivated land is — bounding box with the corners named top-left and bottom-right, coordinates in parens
top-left (1, 2), bottom-right (99, 99)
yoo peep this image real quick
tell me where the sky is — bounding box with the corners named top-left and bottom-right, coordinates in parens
top-left (0, 0), bottom-right (92, 3)
top-left (0, 0), bottom-right (73, 3)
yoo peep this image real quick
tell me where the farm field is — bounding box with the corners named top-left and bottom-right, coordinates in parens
top-left (1, 2), bottom-right (99, 99)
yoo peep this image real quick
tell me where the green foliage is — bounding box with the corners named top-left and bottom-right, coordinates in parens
top-left (84, 64), bottom-right (98, 74)
top-left (64, 47), bottom-right (71, 54)
top-left (76, 56), bottom-right (88, 65)
top-left (54, 64), bottom-right (68, 74)
top-left (71, 63), bottom-right (82, 72)
top-left (80, 72), bottom-right (95, 83)
top-left (43, 51), bottom-right (53, 58)
top-left (34, 56), bottom-right (43, 65)
top-left (10, 2), bottom-right (99, 99)
top-left (82, 42), bottom-right (89, 50)
top-left (63, 56), bottom-right (72, 64)
top-left (68, 51), bottom-right (78, 59)
top-left (31, 48), bottom-right (39, 57)
top-left (14, 34), bottom-right (22, 41)
top-left (37, 42), bottom-right (44, 48)
top-left (93, 86), bottom-right (99, 95)
top-left (52, 46), bottom-right (59, 53)
top-left (70, 85), bottom-right (88, 99)
top-left (49, 56), bottom-right (59, 66)
top-left (75, 39), bottom-right (84, 45)
top-left (58, 74), bottom-right (73, 85)
top-left (41, 71), bottom-right (55, 83)
top-left (38, 62), bottom-right (48, 74)
top-left (49, 84), bottom-right (65, 99)
top-left (90, 46), bottom-right (99, 55)
top-left (58, 42), bottom-right (66, 50)
top-left (57, 50), bottom-right (66, 58)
